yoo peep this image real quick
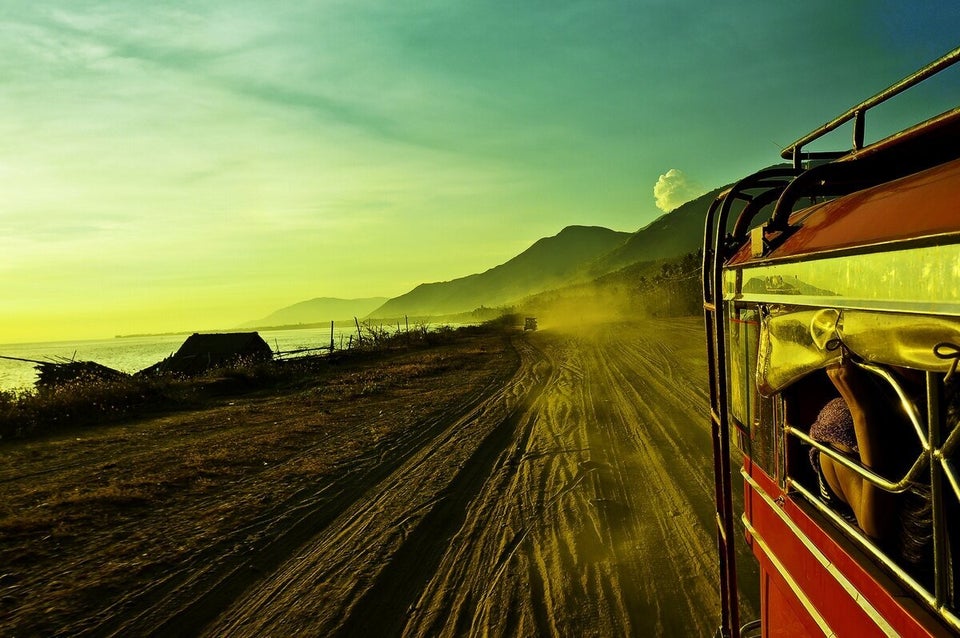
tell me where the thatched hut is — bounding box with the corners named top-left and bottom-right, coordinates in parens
top-left (139, 332), bottom-right (273, 377)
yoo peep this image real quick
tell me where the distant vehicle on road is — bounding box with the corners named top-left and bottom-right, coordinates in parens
top-left (523, 317), bottom-right (538, 331)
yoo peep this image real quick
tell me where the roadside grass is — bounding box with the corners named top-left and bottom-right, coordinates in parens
top-left (0, 376), bottom-right (201, 441)
top-left (0, 321), bottom-right (509, 442)
top-left (0, 317), bottom-right (524, 636)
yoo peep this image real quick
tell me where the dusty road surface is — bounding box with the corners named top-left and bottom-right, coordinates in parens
top-left (1, 319), bottom-right (755, 636)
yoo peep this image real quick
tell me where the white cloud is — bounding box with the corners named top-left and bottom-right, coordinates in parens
top-left (653, 168), bottom-right (704, 212)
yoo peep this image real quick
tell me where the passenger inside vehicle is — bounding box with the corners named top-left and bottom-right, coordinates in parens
top-left (810, 359), bottom-right (899, 540)
top-left (808, 357), bottom-right (932, 568)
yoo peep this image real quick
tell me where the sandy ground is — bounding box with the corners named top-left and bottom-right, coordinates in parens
top-left (0, 319), bottom-right (757, 636)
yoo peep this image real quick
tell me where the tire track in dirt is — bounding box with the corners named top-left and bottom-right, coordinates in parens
top-left (197, 337), bottom-right (550, 637)
top-left (399, 319), bottom-right (751, 637)
top-left (0, 337), bottom-right (519, 637)
top-left (88, 352), bottom-right (525, 637)
top-left (8, 321), bottom-right (758, 636)
top-left (201, 320), bottom-right (755, 637)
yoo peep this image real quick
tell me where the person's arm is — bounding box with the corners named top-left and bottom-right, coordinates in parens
top-left (824, 361), bottom-right (895, 539)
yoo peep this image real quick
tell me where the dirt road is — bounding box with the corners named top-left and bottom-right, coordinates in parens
top-left (1, 320), bottom-right (755, 636)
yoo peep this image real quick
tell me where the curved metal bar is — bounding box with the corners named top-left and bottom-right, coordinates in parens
top-left (739, 618), bottom-right (762, 638)
top-left (940, 457), bottom-right (960, 503)
top-left (722, 166), bottom-right (803, 239)
top-left (852, 359), bottom-right (930, 451)
top-left (781, 45), bottom-right (960, 161)
top-left (768, 159), bottom-right (883, 230)
top-left (702, 194), bottom-right (725, 304)
top-left (938, 413), bottom-right (960, 459)
top-left (786, 426), bottom-right (928, 493)
top-left (730, 183), bottom-right (789, 242)
top-left (784, 356), bottom-right (931, 494)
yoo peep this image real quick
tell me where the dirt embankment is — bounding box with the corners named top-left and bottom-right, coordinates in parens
top-left (0, 320), bottom-right (755, 636)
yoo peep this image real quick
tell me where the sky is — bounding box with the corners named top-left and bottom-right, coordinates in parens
top-left (1, 1), bottom-right (959, 343)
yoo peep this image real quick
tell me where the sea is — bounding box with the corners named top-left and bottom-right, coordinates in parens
top-left (0, 325), bottom-right (389, 392)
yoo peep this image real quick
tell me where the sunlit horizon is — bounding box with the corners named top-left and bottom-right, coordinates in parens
top-left (2, 2), bottom-right (957, 343)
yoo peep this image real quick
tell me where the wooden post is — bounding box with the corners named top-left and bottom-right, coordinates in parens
top-left (330, 320), bottom-right (335, 352)
top-left (355, 317), bottom-right (362, 343)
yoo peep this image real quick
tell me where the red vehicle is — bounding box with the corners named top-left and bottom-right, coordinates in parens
top-left (703, 47), bottom-right (960, 637)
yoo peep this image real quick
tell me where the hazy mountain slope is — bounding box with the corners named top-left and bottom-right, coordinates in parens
top-left (243, 297), bottom-right (389, 327)
top-left (585, 186), bottom-right (726, 275)
top-left (516, 250), bottom-right (703, 324)
top-left (369, 226), bottom-right (631, 317)
top-left (260, 189), bottom-right (724, 323)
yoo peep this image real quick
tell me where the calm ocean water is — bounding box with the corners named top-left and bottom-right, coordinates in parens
top-left (0, 326), bottom-right (373, 392)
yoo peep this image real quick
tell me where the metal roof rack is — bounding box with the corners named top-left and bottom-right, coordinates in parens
top-left (782, 45), bottom-right (960, 169)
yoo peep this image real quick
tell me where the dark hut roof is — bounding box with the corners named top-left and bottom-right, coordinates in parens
top-left (138, 332), bottom-right (273, 377)
top-left (175, 332), bottom-right (273, 358)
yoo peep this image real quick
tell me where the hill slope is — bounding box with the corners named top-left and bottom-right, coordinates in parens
top-left (585, 186), bottom-right (725, 276)
top-left (242, 297), bottom-right (389, 328)
top-left (258, 188), bottom-right (726, 324)
top-left (369, 226), bottom-right (631, 318)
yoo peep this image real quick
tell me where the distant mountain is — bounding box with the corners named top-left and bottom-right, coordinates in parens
top-left (242, 297), bottom-right (389, 328)
top-left (369, 225), bottom-right (631, 318)
top-left (260, 189), bottom-right (727, 324)
top-left (585, 186), bottom-right (727, 276)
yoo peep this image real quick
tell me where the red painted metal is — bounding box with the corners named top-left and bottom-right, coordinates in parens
top-left (706, 46), bottom-right (960, 638)
top-left (729, 157), bottom-right (960, 266)
top-left (743, 462), bottom-right (954, 637)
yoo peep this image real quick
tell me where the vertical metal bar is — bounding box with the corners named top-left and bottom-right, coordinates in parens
top-left (853, 109), bottom-right (865, 150)
top-left (703, 170), bottom-right (797, 636)
top-left (703, 193), bottom-right (738, 637)
top-left (927, 373), bottom-right (947, 605)
top-left (713, 191), bottom-right (740, 636)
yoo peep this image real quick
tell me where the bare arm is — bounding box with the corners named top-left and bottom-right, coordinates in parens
top-left (823, 361), bottom-right (896, 539)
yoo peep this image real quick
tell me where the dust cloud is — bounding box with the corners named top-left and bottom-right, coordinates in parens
top-left (524, 283), bottom-right (647, 333)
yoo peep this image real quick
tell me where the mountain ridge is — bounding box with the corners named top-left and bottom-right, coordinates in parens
top-left (247, 189), bottom-right (723, 324)
top-left (368, 225), bottom-right (631, 318)
top-left (241, 297), bottom-right (389, 328)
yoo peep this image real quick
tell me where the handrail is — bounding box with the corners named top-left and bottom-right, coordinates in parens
top-left (703, 183), bottom-right (741, 637)
top-left (786, 426), bottom-right (929, 493)
top-left (782, 45), bottom-right (960, 164)
top-left (858, 360), bottom-right (930, 449)
top-left (784, 357), bottom-right (940, 495)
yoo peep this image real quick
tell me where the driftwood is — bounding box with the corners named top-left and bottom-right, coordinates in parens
top-left (35, 360), bottom-right (129, 389)
top-left (1, 354), bottom-right (129, 389)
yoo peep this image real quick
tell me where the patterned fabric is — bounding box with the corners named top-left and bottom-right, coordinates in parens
top-left (808, 396), bottom-right (858, 507)
top-left (810, 397), bottom-right (857, 451)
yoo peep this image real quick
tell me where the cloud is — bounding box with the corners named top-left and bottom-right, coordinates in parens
top-left (653, 168), bottom-right (704, 212)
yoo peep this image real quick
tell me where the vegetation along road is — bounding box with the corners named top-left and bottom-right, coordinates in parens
top-left (0, 319), bottom-right (756, 636)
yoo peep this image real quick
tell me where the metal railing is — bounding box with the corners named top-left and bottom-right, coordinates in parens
top-left (782, 45), bottom-right (960, 167)
top-left (783, 360), bottom-right (960, 624)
